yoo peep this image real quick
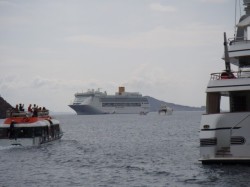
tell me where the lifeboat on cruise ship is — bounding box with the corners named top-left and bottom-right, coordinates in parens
top-left (0, 109), bottom-right (63, 146)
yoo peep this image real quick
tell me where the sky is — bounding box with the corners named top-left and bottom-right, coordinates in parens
top-left (0, 0), bottom-right (244, 113)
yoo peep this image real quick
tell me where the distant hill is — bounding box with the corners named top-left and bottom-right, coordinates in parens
top-left (146, 96), bottom-right (205, 112)
top-left (0, 96), bottom-right (13, 119)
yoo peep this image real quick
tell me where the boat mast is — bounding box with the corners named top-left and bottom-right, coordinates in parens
top-left (223, 32), bottom-right (231, 73)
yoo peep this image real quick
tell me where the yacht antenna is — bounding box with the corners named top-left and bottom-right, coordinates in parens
top-left (235, 0), bottom-right (237, 38)
top-left (223, 32), bottom-right (231, 73)
top-left (239, 0), bottom-right (242, 16)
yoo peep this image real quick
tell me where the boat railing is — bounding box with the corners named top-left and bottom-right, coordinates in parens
top-left (6, 109), bottom-right (49, 118)
top-left (228, 37), bottom-right (250, 45)
top-left (37, 110), bottom-right (49, 117)
top-left (210, 70), bottom-right (250, 80)
top-left (6, 110), bottom-right (31, 118)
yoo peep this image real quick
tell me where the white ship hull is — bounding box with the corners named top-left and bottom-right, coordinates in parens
top-left (69, 103), bottom-right (149, 115)
top-left (200, 112), bottom-right (250, 164)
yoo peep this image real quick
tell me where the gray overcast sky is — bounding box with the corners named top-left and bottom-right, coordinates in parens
top-left (0, 0), bottom-right (241, 112)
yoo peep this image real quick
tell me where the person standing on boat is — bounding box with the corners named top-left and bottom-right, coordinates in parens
top-left (33, 107), bottom-right (38, 117)
top-left (19, 103), bottom-right (24, 111)
top-left (15, 104), bottom-right (19, 112)
top-left (32, 104), bottom-right (36, 110)
top-left (28, 104), bottom-right (32, 112)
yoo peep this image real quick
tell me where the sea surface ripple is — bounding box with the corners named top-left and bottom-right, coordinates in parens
top-left (1, 111), bottom-right (250, 186)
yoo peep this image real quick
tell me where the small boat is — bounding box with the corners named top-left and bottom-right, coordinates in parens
top-left (158, 104), bottom-right (173, 115)
top-left (0, 108), bottom-right (63, 146)
top-left (139, 111), bottom-right (148, 115)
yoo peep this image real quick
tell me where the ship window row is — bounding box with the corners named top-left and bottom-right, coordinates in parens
top-left (74, 96), bottom-right (92, 102)
top-left (206, 91), bottom-right (250, 114)
top-left (102, 103), bottom-right (141, 107)
top-left (100, 98), bottom-right (148, 103)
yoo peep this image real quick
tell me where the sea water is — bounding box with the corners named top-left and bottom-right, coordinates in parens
top-left (1, 111), bottom-right (250, 187)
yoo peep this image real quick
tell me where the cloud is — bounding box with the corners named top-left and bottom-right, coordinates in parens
top-left (118, 63), bottom-right (201, 105)
top-left (149, 3), bottom-right (177, 12)
top-left (197, 0), bottom-right (226, 3)
top-left (0, 16), bottom-right (30, 27)
top-left (0, 75), bottom-right (113, 94)
top-left (0, 1), bottom-right (17, 7)
top-left (66, 23), bottom-right (225, 49)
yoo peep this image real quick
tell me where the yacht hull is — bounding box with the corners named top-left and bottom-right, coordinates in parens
top-left (0, 135), bottom-right (63, 146)
top-left (200, 112), bottom-right (250, 164)
top-left (200, 158), bottom-right (250, 165)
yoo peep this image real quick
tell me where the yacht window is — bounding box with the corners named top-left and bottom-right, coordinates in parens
top-left (247, 26), bottom-right (250, 41)
top-left (239, 56), bottom-right (250, 67)
top-left (221, 94), bottom-right (230, 112)
top-left (206, 92), bottom-right (220, 114)
top-left (230, 91), bottom-right (250, 112)
top-left (206, 91), bottom-right (250, 114)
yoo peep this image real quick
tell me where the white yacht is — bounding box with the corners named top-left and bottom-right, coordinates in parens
top-left (69, 87), bottom-right (150, 115)
top-left (158, 104), bottom-right (173, 115)
top-left (200, 0), bottom-right (250, 164)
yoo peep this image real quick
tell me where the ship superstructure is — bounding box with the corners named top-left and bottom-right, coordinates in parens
top-left (69, 87), bottom-right (150, 115)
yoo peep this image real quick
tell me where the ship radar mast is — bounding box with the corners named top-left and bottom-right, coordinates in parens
top-left (223, 32), bottom-right (231, 73)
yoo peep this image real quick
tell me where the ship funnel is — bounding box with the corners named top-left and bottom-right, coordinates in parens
top-left (118, 87), bottom-right (125, 95)
top-left (223, 32), bottom-right (231, 73)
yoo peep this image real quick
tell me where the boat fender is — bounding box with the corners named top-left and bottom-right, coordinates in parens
top-left (45, 119), bottom-right (53, 139)
top-left (45, 119), bottom-right (53, 125)
top-left (221, 72), bottom-right (235, 79)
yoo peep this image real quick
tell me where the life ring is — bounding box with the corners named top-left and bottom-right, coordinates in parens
top-left (221, 72), bottom-right (235, 79)
top-left (221, 72), bottom-right (229, 79)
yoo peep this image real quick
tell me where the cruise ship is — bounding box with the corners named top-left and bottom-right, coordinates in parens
top-left (69, 87), bottom-right (150, 115)
top-left (199, 0), bottom-right (250, 164)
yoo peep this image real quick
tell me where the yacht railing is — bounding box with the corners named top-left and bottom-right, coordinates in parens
top-left (228, 37), bottom-right (250, 45)
top-left (6, 109), bottom-right (49, 118)
top-left (210, 70), bottom-right (250, 80)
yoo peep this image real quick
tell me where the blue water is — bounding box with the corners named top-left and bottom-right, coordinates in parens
top-left (1, 111), bottom-right (250, 186)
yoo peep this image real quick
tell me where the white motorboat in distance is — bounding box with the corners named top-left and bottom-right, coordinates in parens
top-left (199, 0), bottom-right (250, 164)
top-left (158, 104), bottom-right (173, 115)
